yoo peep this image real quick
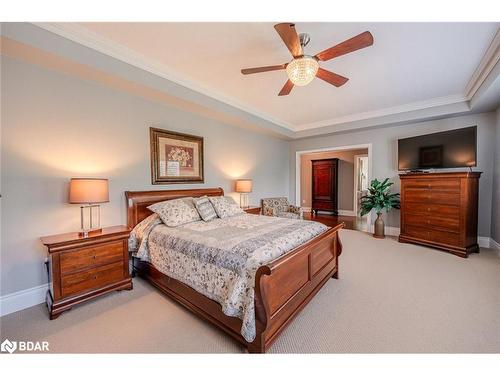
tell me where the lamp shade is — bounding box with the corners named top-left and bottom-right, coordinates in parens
top-left (235, 179), bottom-right (253, 193)
top-left (69, 178), bottom-right (109, 204)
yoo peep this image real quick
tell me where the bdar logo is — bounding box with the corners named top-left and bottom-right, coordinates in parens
top-left (1, 339), bottom-right (17, 354)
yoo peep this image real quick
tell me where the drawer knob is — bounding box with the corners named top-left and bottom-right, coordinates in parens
top-left (93, 275), bottom-right (97, 280)
top-left (93, 255), bottom-right (96, 259)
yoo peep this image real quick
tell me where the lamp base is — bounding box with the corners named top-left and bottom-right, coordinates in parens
top-left (239, 193), bottom-right (250, 209)
top-left (80, 204), bottom-right (102, 237)
top-left (79, 228), bottom-right (103, 238)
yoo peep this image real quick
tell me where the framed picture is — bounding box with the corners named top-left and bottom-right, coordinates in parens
top-left (150, 127), bottom-right (204, 184)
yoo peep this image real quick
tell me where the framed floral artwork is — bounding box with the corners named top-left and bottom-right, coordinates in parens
top-left (149, 127), bottom-right (204, 184)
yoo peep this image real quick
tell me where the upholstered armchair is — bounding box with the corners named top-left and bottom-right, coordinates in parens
top-left (261, 197), bottom-right (303, 220)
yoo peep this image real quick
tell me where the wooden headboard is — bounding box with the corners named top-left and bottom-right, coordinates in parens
top-left (125, 187), bottom-right (224, 229)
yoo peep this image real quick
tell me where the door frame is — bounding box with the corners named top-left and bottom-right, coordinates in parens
top-left (353, 154), bottom-right (369, 217)
top-left (295, 143), bottom-right (372, 225)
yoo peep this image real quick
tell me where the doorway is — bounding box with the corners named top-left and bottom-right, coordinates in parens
top-left (295, 144), bottom-right (371, 231)
top-left (354, 154), bottom-right (369, 216)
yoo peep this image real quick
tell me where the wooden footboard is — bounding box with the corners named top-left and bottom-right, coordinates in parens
top-left (249, 224), bottom-right (343, 353)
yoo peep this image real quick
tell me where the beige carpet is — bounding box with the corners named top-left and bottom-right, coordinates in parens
top-left (1, 229), bottom-right (499, 353)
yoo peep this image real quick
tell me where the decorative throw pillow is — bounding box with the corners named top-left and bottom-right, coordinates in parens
top-left (148, 197), bottom-right (201, 227)
top-left (193, 196), bottom-right (217, 222)
top-left (208, 196), bottom-right (244, 219)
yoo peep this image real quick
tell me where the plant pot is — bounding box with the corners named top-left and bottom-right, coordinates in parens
top-left (373, 212), bottom-right (385, 239)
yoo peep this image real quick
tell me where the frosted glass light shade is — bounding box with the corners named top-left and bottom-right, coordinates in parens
top-left (69, 178), bottom-right (109, 204)
top-left (235, 179), bottom-right (253, 193)
top-left (286, 56), bottom-right (319, 86)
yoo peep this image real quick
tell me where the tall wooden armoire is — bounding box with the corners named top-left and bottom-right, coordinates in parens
top-left (311, 158), bottom-right (339, 215)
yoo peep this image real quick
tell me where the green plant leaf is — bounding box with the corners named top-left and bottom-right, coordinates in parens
top-left (359, 177), bottom-right (400, 216)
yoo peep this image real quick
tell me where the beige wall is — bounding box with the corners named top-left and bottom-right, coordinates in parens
top-left (1, 56), bottom-right (290, 296)
top-left (300, 149), bottom-right (368, 212)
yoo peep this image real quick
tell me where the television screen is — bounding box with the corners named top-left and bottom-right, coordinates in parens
top-left (398, 126), bottom-right (477, 170)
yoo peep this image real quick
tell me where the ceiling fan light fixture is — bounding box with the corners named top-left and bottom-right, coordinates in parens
top-left (286, 56), bottom-right (319, 86)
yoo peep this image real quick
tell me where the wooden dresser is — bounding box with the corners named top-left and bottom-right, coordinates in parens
top-left (41, 225), bottom-right (133, 319)
top-left (312, 158), bottom-right (339, 215)
top-left (399, 172), bottom-right (481, 257)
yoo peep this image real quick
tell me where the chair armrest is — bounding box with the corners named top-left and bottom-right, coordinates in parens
top-left (289, 205), bottom-right (304, 219)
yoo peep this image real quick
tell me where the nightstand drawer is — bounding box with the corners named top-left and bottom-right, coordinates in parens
top-left (60, 240), bottom-right (124, 275)
top-left (61, 261), bottom-right (124, 298)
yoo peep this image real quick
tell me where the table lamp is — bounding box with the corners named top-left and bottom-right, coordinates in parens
top-left (69, 178), bottom-right (109, 237)
top-left (235, 179), bottom-right (252, 209)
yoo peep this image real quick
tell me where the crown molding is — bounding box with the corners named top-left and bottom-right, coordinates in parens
top-left (33, 22), bottom-right (296, 132)
top-left (294, 94), bottom-right (469, 131)
top-left (30, 23), bottom-right (499, 137)
top-left (465, 28), bottom-right (500, 100)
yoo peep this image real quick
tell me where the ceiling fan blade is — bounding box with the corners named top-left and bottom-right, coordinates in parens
top-left (274, 23), bottom-right (303, 58)
top-left (315, 31), bottom-right (374, 61)
top-left (241, 64), bottom-right (287, 75)
top-left (278, 79), bottom-right (294, 96)
top-left (316, 68), bottom-right (349, 87)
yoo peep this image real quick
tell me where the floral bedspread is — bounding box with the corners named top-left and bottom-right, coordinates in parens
top-left (129, 213), bottom-right (328, 342)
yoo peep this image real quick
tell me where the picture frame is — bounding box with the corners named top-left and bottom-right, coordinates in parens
top-left (149, 127), bottom-right (204, 184)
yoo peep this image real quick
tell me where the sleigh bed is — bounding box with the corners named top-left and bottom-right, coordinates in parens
top-left (125, 187), bottom-right (343, 353)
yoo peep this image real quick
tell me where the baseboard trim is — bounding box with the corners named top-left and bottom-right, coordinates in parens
top-left (0, 283), bottom-right (48, 317)
top-left (477, 236), bottom-right (491, 249)
top-left (366, 225), bottom-right (401, 236)
top-left (338, 210), bottom-right (357, 217)
top-left (489, 237), bottom-right (500, 250)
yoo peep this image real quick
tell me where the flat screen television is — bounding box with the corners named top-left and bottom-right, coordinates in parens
top-left (398, 126), bottom-right (477, 171)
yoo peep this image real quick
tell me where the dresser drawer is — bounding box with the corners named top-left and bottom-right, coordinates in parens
top-left (403, 178), bottom-right (460, 191)
top-left (404, 213), bottom-right (460, 233)
top-left (405, 189), bottom-right (460, 206)
top-left (429, 229), bottom-right (461, 247)
top-left (402, 225), bottom-right (461, 246)
top-left (61, 261), bottom-right (124, 298)
top-left (403, 224), bottom-right (430, 240)
top-left (404, 202), bottom-right (460, 218)
top-left (60, 240), bottom-right (124, 275)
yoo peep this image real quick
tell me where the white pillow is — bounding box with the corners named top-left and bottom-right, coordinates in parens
top-left (148, 197), bottom-right (201, 227)
top-left (208, 196), bottom-right (244, 219)
top-left (193, 196), bottom-right (218, 222)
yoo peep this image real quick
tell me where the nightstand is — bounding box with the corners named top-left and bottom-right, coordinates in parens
top-left (41, 225), bottom-right (133, 319)
top-left (244, 206), bottom-right (261, 215)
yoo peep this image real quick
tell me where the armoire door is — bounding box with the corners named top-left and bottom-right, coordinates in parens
top-left (311, 159), bottom-right (338, 215)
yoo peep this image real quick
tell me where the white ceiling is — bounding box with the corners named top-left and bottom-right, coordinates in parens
top-left (70, 23), bottom-right (499, 132)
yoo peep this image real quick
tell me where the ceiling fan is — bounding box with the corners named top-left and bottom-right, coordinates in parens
top-left (241, 23), bottom-right (374, 96)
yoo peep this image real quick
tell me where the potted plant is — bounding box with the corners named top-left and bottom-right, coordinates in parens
top-left (360, 178), bottom-right (400, 238)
